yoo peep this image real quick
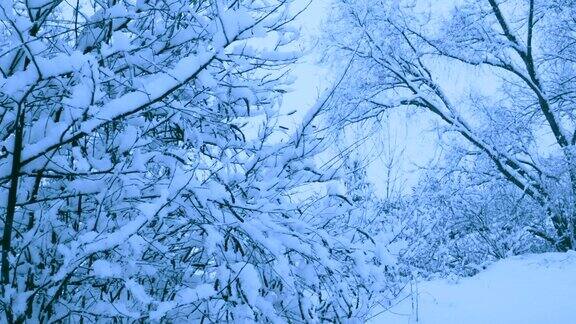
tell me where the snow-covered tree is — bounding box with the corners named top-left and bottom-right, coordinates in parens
top-left (323, 0), bottom-right (576, 251)
top-left (0, 0), bottom-right (381, 321)
top-left (395, 159), bottom-right (549, 277)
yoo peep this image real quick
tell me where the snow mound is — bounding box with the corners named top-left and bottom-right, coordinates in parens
top-left (371, 252), bottom-right (576, 324)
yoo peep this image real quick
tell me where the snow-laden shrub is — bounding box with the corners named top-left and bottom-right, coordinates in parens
top-left (0, 0), bottom-right (384, 321)
top-left (379, 150), bottom-right (553, 278)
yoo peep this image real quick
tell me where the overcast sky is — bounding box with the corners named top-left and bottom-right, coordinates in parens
top-left (286, 0), bottom-right (440, 197)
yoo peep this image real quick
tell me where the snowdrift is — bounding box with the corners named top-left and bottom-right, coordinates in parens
top-left (371, 252), bottom-right (576, 323)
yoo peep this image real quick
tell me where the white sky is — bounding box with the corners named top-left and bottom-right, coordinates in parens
top-left (286, 0), bottom-right (440, 197)
top-left (282, 0), bottom-right (331, 117)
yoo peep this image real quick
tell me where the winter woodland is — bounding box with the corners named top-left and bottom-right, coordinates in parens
top-left (0, 0), bottom-right (574, 322)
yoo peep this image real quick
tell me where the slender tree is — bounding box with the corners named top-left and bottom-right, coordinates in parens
top-left (324, 0), bottom-right (576, 251)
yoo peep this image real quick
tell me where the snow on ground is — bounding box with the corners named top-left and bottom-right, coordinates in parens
top-left (370, 252), bottom-right (576, 324)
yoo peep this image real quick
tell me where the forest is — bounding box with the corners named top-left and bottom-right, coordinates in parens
top-left (0, 0), bottom-right (574, 322)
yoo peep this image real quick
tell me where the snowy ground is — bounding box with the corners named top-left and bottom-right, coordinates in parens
top-left (370, 252), bottom-right (576, 324)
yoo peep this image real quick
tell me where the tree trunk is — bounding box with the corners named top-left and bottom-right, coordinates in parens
top-left (2, 106), bottom-right (24, 285)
